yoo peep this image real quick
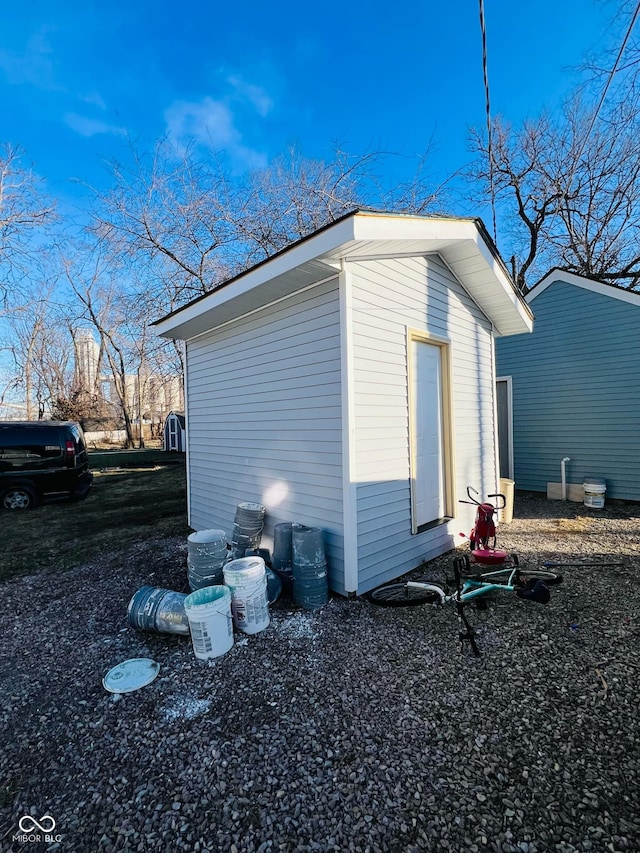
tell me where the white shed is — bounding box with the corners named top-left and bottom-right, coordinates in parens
top-left (153, 211), bottom-right (533, 595)
top-left (163, 411), bottom-right (186, 452)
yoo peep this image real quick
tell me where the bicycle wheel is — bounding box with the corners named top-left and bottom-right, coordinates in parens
top-left (366, 583), bottom-right (441, 607)
top-left (518, 569), bottom-right (563, 586)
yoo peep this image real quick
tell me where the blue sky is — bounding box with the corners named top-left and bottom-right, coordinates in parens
top-left (1, 0), bottom-right (617, 218)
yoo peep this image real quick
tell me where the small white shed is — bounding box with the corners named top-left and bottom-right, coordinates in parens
top-left (163, 411), bottom-right (186, 452)
top-left (153, 211), bottom-right (532, 595)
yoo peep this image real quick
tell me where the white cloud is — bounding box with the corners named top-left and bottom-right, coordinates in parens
top-left (164, 96), bottom-right (266, 169)
top-left (79, 91), bottom-right (107, 110)
top-left (227, 75), bottom-right (273, 117)
top-left (64, 112), bottom-right (126, 137)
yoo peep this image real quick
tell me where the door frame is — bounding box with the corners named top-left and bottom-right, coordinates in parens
top-left (407, 329), bottom-right (455, 534)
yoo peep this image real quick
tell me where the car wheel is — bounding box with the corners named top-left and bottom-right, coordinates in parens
top-left (1, 485), bottom-right (37, 510)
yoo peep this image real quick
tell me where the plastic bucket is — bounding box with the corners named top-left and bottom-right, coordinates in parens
top-left (183, 585), bottom-right (234, 660)
top-left (499, 478), bottom-right (515, 524)
top-left (272, 523), bottom-right (294, 570)
top-left (223, 556), bottom-right (270, 635)
top-left (187, 529), bottom-right (229, 590)
top-left (127, 586), bottom-right (190, 635)
top-left (292, 525), bottom-right (325, 567)
top-left (292, 574), bottom-right (329, 610)
top-left (584, 477), bottom-right (606, 509)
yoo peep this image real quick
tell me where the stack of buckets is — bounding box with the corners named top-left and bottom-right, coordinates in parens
top-left (292, 524), bottom-right (329, 610)
top-left (186, 529), bottom-right (229, 590)
top-left (230, 502), bottom-right (266, 558)
top-left (272, 522), bottom-right (294, 594)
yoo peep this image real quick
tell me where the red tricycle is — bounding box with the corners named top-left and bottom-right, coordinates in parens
top-left (460, 485), bottom-right (515, 568)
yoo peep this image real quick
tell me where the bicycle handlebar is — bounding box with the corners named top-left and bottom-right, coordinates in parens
top-left (459, 487), bottom-right (506, 510)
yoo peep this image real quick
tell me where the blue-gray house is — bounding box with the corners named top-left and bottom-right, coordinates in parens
top-left (495, 268), bottom-right (640, 501)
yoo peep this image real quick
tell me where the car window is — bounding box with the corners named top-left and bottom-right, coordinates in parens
top-left (70, 425), bottom-right (86, 452)
top-left (0, 429), bottom-right (63, 468)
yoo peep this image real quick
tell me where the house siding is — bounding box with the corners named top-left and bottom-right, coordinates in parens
top-left (495, 279), bottom-right (640, 500)
top-left (185, 277), bottom-right (347, 591)
top-left (349, 254), bottom-right (497, 593)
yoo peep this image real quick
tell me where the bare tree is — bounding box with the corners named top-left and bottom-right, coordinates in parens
top-left (470, 91), bottom-right (640, 290)
top-left (92, 139), bottom-right (447, 317)
top-left (62, 250), bottom-right (140, 447)
top-left (0, 144), bottom-right (56, 304)
top-left (2, 283), bottom-right (75, 418)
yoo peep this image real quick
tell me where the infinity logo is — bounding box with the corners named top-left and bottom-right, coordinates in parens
top-left (18, 815), bottom-right (56, 833)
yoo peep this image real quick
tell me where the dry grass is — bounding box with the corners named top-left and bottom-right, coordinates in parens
top-left (535, 517), bottom-right (594, 534)
top-left (0, 449), bottom-right (188, 582)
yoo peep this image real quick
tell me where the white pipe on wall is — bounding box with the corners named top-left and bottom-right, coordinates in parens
top-left (561, 457), bottom-right (571, 500)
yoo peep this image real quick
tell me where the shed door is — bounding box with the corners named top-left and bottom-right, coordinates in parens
top-left (168, 417), bottom-right (178, 451)
top-left (412, 341), bottom-right (446, 528)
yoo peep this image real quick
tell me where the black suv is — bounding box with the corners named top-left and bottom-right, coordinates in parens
top-left (0, 421), bottom-right (93, 510)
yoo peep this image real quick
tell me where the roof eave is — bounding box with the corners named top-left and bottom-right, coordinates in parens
top-left (153, 212), bottom-right (533, 340)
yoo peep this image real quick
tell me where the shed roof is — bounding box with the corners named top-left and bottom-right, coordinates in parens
top-left (153, 210), bottom-right (533, 340)
top-left (528, 268), bottom-right (640, 307)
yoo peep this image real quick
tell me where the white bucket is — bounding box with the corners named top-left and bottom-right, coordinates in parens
top-left (183, 585), bottom-right (234, 661)
top-left (223, 556), bottom-right (270, 635)
top-left (584, 477), bottom-right (606, 509)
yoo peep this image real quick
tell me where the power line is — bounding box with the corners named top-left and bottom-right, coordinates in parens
top-left (566, 0), bottom-right (640, 195)
top-left (479, 0), bottom-right (498, 244)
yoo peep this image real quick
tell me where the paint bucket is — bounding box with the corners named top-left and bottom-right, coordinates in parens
top-left (584, 477), bottom-right (606, 509)
top-left (272, 523), bottom-right (294, 570)
top-left (292, 525), bottom-right (329, 610)
top-left (127, 586), bottom-right (190, 635)
top-left (292, 524), bottom-right (325, 566)
top-left (230, 502), bottom-right (266, 557)
top-left (223, 556), bottom-right (270, 634)
top-left (499, 478), bottom-right (515, 524)
top-left (187, 529), bottom-right (229, 590)
top-left (183, 585), bottom-right (234, 660)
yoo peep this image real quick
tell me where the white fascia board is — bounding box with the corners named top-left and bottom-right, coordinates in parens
top-left (467, 228), bottom-right (533, 332)
top-left (528, 269), bottom-right (640, 307)
top-left (352, 214), bottom-right (532, 335)
top-left (153, 216), bottom-right (356, 339)
top-left (352, 211), bottom-right (477, 243)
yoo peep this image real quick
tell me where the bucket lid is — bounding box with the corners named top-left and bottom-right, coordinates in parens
top-left (584, 477), bottom-right (606, 487)
top-left (103, 658), bottom-right (160, 693)
top-left (224, 556), bottom-right (265, 574)
top-left (188, 529), bottom-right (227, 544)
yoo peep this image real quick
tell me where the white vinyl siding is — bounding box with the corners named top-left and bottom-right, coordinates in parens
top-left (349, 254), bottom-right (496, 592)
top-left (185, 277), bottom-right (346, 590)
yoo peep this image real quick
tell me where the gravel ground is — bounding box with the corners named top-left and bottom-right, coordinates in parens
top-left (1, 493), bottom-right (639, 853)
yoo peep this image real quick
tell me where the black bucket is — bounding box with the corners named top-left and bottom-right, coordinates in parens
top-left (127, 586), bottom-right (190, 635)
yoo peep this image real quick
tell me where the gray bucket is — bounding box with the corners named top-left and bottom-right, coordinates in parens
top-left (127, 586), bottom-right (190, 635)
top-left (291, 525), bottom-right (329, 609)
top-left (272, 523), bottom-right (294, 570)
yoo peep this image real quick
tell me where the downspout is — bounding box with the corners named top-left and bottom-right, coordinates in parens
top-left (561, 457), bottom-right (570, 501)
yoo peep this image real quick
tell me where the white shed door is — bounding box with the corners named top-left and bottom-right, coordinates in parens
top-left (168, 417), bottom-right (178, 450)
top-left (413, 341), bottom-right (445, 526)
